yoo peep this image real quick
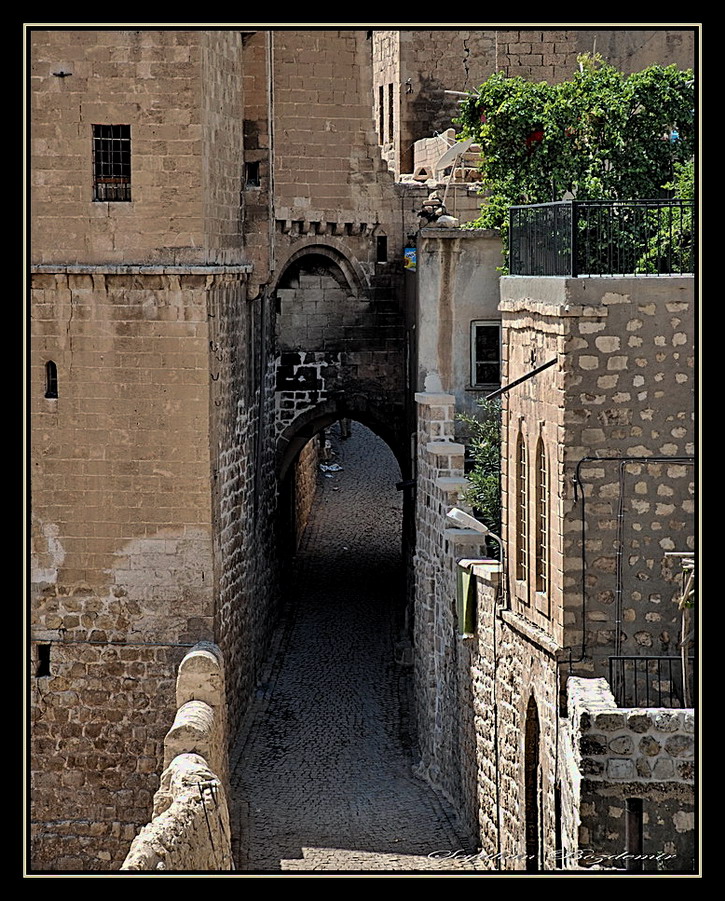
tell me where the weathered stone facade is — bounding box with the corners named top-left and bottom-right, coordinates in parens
top-left (411, 273), bottom-right (695, 871)
top-left (29, 30), bottom-right (278, 871)
top-left (29, 25), bottom-right (697, 872)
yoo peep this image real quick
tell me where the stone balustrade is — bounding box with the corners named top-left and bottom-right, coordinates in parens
top-left (120, 642), bottom-right (233, 871)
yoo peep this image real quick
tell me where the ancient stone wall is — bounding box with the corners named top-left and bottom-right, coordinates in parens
top-left (560, 677), bottom-right (695, 871)
top-left (29, 266), bottom-right (227, 869)
top-left (31, 30), bottom-right (210, 265)
top-left (201, 32), bottom-right (246, 264)
top-left (499, 276), bottom-right (695, 681)
top-left (412, 392), bottom-right (486, 829)
top-left (208, 277), bottom-right (280, 741)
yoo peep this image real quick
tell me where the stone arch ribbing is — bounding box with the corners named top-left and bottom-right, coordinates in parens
top-left (272, 239), bottom-right (369, 296)
top-left (276, 396), bottom-right (405, 484)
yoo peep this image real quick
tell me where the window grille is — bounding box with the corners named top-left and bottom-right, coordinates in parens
top-left (471, 321), bottom-right (502, 387)
top-left (536, 437), bottom-right (548, 593)
top-left (516, 433), bottom-right (528, 582)
top-left (92, 124), bottom-right (131, 202)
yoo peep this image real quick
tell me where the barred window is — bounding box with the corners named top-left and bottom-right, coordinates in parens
top-left (516, 432), bottom-right (528, 583)
top-left (535, 437), bottom-right (548, 593)
top-left (92, 125), bottom-right (131, 202)
top-left (471, 321), bottom-right (502, 387)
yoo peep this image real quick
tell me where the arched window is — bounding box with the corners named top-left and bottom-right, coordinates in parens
top-left (516, 432), bottom-right (528, 582)
top-left (535, 437), bottom-right (548, 594)
top-left (45, 361), bottom-right (58, 399)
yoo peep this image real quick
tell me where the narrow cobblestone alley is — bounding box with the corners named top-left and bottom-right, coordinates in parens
top-left (230, 423), bottom-right (484, 873)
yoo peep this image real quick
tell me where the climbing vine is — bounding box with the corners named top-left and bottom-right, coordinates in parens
top-left (455, 55), bottom-right (695, 232)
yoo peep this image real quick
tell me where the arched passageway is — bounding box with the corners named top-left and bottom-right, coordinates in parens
top-left (229, 422), bottom-right (480, 872)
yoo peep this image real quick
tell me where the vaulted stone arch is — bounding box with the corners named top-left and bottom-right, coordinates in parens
top-left (276, 395), bottom-right (406, 483)
top-left (272, 239), bottom-right (369, 297)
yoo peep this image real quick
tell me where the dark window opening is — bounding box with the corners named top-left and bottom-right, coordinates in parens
top-left (378, 85), bottom-right (384, 143)
top-left (92, 124), bottom-right (131, 202)
top-left (376, 235), bottom-right (388, 263)
top-left (471, 321), bottom-right (501, 387)
top-left (245, 160), bottom-right (261, 188)
top-left (45, 361), bottom-right (58, 399)
top-left (625, 798), bottom-right (644, 872)
top-left (388, 83), bottom-right (394, 143)
top-left (36, 644), bottom-right (51, 678)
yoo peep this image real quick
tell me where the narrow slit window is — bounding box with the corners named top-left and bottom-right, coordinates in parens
top-left (376, 235), bottom-right (388, 263)
top-left (245, 160), bottom-right (260, 188)
top-left (388, 83), bottom-right (394, 143)
top-left (92, 124), bottom-right (131, 202)
top-left (378, 85), bottom-right (384, 143)
top-left (45, 361), bottom-right (58, 399)
top-left (36, 644), bottom-right (51, 678)
top-left (535, 437), bottom-right (548, 593)
top-left (516, 432), bottom-right (528, 583)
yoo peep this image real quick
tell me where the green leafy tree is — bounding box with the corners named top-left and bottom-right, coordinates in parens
top-left (636, 157), bottom-right (695, 273)
top-left (458, 398), bottom-right (502, 556)
top-left (455, 55), bottom-right (695, 235)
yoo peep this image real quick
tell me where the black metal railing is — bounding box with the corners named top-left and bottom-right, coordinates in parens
top-left (509, 200), bottom-right (694, 277)
top-left (608, 655), bottom-right (695, 709)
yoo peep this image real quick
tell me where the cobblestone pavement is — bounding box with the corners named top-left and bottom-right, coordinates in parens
top-left (230, 423), bottom-right (485, 873)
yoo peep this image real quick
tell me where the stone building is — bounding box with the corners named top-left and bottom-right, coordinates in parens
top-left (412, 258), bottom-right (696, 872)
top-left (28, 25), bottom-right (697, 871)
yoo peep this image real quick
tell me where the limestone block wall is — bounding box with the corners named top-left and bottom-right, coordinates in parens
top-left (121, 643), bottom-right (232, 871)
top-left (30, 30), bottom-right (246, 266)
top-left (29, 266), bottom-right (252, 870)
top-left (462, 562), bottom-right (563, 869)
top-left (201, 32), bottom-right (246, 264)
top-left (499, 276), bottom-right (695, 680)
top-left (207, 280), bottom-right (279, 739)
top-left (560, 677), bottom-right (695, 871)
top-left (412, 392), bottom-right (487, 827)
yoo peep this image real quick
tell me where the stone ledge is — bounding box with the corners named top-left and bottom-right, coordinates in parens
top-left (31, 264), bottom-right (253, 275)
top-left (415, 392), bottom-right (456, 405)
top-left (499, 608), bottom-right (562, 656)
top-left (435, 476), bottom-right (470, 494)
top-left (426, 441), bottom-right (465, 456)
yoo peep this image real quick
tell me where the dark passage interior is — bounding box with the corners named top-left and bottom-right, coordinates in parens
top-left (229, 421), bottom-right (479, 872)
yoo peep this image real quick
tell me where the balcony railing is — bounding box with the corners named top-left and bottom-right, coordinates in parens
top-left (509, 200), bottom-right (694, 277)
top-left (608, 655), bottom-right (695, 709)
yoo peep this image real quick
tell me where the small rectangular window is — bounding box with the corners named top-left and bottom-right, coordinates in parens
top-left (92, 124), bottom-right (131, 202)
top-left (245, 161), bottom-right (260, 188)
top-left (36, 644), bottom-right (51, 678)
top-left (376, 235), bottom-right (388, 263)
top-left (471, 321), bottom-right (502, 387)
